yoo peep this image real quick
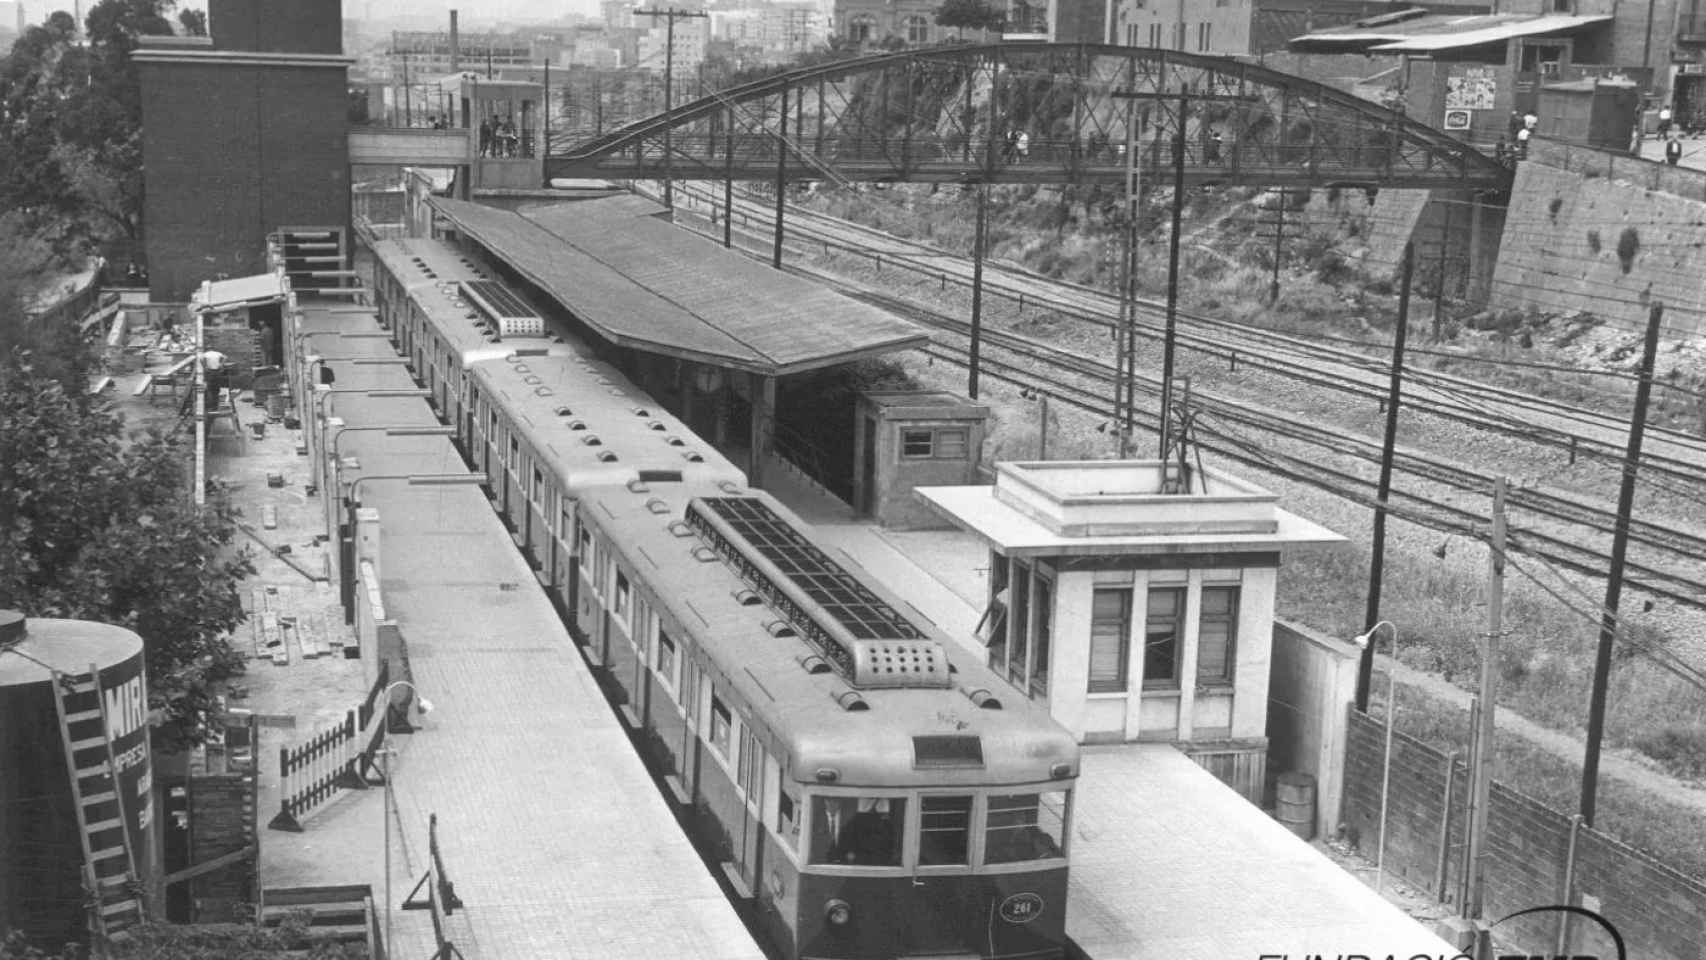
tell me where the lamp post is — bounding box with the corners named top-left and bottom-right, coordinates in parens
top-left (1353, 620), bottom-right (1398, 895)
top-left (312, 385), bottom-right (429, 504)
top-left (329, 425), bottom-right (456, 471)
top-left (377, 679), bottom-right (434, 960)
top-left (337, 472), bottom-right (485, 622)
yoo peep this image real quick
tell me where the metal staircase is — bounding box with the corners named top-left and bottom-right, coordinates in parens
top-left (50, 664), bottom-right (146, 946)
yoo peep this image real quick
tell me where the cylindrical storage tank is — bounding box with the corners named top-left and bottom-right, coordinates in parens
top-left (1275, 770), bottom-right (1317, 840)
top-left (0, 612), bottom-right (155, 948)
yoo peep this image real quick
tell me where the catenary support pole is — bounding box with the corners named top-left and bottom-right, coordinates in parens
top-left (1357, 241), bottom-right (1413, 711)
top-left (1117, 72), bottom-right (1139, 457)
top-left (1158, 93), bottom-right (1187, 461)
top-left (723, 105), bottom-right (734, 248)
top-left (1581, 302), bottom-right (1665, 825)
top-left (1465, 476), bottom-right (1506, 925)
top-left (968, 182), bottom-right (988, 400)
top-left (773, 86), bottom-right (787, 270)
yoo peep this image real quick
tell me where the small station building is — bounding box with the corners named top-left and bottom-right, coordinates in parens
top-left (918, 459), bottom-right (1343, 799)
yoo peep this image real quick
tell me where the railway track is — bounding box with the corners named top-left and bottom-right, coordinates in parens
top-left (674, 182), bottom-right (1706, 489)
top-left (853, 287), bottom-right (1706, 608)
top-left (651, 183), bottom-right (1706, 614)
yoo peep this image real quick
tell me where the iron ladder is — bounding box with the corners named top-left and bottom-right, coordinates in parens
top-left (50, 663), bottom-right (146, 947)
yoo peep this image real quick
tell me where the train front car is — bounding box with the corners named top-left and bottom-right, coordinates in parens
top-left (783, 686), bottom-right (1077, 960)
top-left (683, 495), bottom-right (1080, 960)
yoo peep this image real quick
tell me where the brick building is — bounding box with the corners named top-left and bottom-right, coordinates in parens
top-left (134, 0), bottom-right (352, 302)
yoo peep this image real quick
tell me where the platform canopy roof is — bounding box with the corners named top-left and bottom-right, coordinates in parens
top-left (428, 196), bottom-right (928, 377)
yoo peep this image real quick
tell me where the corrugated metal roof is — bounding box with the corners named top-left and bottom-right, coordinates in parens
top-left (430, 196), bottom-right (928, 376)
top-left (1369, 12), bottom-right (1610, 50)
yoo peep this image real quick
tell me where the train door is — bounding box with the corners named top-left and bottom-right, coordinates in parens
top-left (527, 466), bottom-right (546, 568)
top-left (483, 410), bottom-right (498, 497)
top-left (735, 726), bottom-right (767, 894)
top-left (631, 605), bottom-right (649, 719)
top-left (573, 523), bottom-right (597, 656)
top-left (503, 435), bottom-right (518, 521)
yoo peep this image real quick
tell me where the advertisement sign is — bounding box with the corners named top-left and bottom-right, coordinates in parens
top-left (1444, 109), bottom-right (1473, 130)
top-left (1446, 67), bottom-right (1498, 111)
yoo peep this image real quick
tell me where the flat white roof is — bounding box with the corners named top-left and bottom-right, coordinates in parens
top-left (1069, 745), bottom-right (1460, 959)
top-left (916, 484), bottom-right (1345, 558)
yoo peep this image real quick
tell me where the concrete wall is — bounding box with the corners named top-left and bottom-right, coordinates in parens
top-left (1489, 144), bottom-right (1706, 335)
top-left (1265, 618), bottom-right (1357, 840)
top-left (140, 60), bottom-right (351, 301)
top-left (1342, 710), bottom-right (1706, 960)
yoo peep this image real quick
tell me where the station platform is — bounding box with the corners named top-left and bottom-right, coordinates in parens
top-left (753, 457), bottom-right (1462, 960)
top-left (244, 299), bottom-right (762, 960)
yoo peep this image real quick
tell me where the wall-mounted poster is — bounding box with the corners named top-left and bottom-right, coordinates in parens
top-left (1444, 109), bottom-right (1472, 130)
top-left (1446, 67), bottom-right (1498, 111)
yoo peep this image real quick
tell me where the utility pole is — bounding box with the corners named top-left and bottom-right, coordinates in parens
top-left (1357, 242), bottom-right (1413, 711)
top-left (1464, 476), bottom-right (1506, 928)
top-left (1114, 82), bottom-right (1256, 464)
top-left (1581, 302), bottom-right (1665, 826)
top-left (636, 6), bottom-right (707, 211)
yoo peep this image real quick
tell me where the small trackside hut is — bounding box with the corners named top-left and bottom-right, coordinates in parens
top-left (917, 460), bottom-right (1344, 803)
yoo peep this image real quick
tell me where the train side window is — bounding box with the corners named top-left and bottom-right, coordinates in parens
top-left (614, 570), bottom-right (630, 618)
top-left (984, 791), bottom-right (1068, 864)
top-left (918, 795), bottom-right (974, 866)
top-left (810, 796), bottom-right (906, 867)
top-left (578, 526), bottom-right (591, 569)
top-left (709, 695), bottom-right (731, 756)
top-left (531, 467), bottom-right (543, 504)
top-left (778, 787), bottom-right (800, 848)
top-left (738, 725), bottom-right (761, 801)
top-left (657, 629), bottom-right (678, 694)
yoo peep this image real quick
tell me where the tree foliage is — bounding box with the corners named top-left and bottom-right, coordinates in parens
top-left (0, 0), bottom-right (180, 259)
top-left (0, 358), bottom-right (254, 751)
top-left (933, 0), bottom-right (1004, 34)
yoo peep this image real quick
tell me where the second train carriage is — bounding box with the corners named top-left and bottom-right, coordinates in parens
top-left (368, 235), bottom-right (1082, 959)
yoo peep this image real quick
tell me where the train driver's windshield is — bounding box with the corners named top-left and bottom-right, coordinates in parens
top-left (810, 795), bottom-right (907, 866)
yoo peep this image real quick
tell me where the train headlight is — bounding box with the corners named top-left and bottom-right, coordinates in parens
top-left (824, 898), bottom-right (853, 926)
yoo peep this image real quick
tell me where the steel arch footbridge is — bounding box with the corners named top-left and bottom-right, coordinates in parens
top-left (545, 44), bottom-right (1512, 191)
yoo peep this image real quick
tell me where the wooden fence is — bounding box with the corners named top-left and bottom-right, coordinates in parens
top-left (268, 663), bottom-right (391, 832)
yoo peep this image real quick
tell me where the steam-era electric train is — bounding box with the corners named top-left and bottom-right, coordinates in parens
top-left (368, 234), bottom-right (1080, 959)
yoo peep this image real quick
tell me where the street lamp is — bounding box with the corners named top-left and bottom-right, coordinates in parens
top-left (377, 678), bottom-right (433, 959)
top-left (1353, 620), bottom-right (1398, 896)
top-left (329, 425), bottom-right (456, 470)
top-left (310, 387), bottom-right (430, 499)
top-left (336, 473), bottom-right (485, 624)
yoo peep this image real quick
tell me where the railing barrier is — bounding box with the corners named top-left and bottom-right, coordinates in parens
top-left (267, 710), bottom-right (362, 832)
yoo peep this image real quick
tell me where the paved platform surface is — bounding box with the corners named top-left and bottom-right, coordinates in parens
top-left (242, 299), bottom-right (762, 960)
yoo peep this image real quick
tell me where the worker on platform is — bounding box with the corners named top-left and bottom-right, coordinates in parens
top-left (201, 349), bottom-right (229, 413)
top-left (1666, 136), bottom-right (1684, 166)
top-left (1658, 103), bottom-right (1674, 138)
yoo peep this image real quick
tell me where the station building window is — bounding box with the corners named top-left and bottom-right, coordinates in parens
top-left (811, 795), bottom-right (906, 866)
top-left (905, 14), bottom-right (930, 42)
top-left (985, 791), bottom-right (1067, 863)
top-left (1198, 586), bottom-right (1239, 684)
top-left (919, 795), bottom-right (974, 865)
top-left (901, 427), bottom-right (969, 459)
top-left (1145, 586), bottom-right (1185, 688)
top-left (1087, 588), bottom-right (1131, 693)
